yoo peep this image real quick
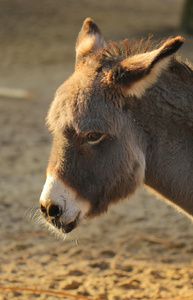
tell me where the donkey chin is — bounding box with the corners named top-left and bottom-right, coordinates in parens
top-left (39, 174), bottom-right (90, 233)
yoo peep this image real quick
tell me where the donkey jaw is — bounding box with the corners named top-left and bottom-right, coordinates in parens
top-left (39, 174), bottom-right (90, 233)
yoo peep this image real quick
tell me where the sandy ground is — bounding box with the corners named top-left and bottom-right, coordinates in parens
top-left (1, 1), bottom-right (193, 299)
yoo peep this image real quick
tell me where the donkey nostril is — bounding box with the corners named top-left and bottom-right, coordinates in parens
top-left (48, 204), bottom-right (61, 217)
top-left (40, 204), bottom-right (47, 215)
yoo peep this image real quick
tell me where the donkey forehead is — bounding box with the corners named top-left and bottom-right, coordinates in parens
top-left (47, 68), bottom-right (126, 135)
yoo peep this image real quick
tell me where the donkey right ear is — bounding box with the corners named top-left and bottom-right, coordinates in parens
top-left (108, 36), bottom-right (184, 99)
top-left (76, 18), bottom-right (106, 64)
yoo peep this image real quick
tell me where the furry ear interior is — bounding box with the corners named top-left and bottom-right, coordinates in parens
top-left (76, 18), bottom-right (106, 64)
top-left (109, 36), bottom-right (184, 98)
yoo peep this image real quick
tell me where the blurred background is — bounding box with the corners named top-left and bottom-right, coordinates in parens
top-left (1, 1), bottom-right (193, 299)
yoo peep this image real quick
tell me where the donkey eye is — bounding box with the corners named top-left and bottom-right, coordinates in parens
top-left (85, 132), bottom-right (104, 145)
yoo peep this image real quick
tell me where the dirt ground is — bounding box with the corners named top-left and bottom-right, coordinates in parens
top-left (1, 1), bottom-right (193, 299)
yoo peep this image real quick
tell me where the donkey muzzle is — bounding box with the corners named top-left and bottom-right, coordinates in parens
top-left (39, 174), bottom-right (90, 233)
top-left (40, 202), bottom-right (80, 233)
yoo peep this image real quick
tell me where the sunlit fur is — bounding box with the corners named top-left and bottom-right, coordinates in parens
top-left (40, 18), bottom-right (193, 234)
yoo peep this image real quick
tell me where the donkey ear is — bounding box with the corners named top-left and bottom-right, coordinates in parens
top-left (76, 18), bottom-right (106, 64)
top-left (109, 36), bottom-right (184, 98)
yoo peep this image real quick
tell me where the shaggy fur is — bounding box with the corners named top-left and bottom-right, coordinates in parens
top-left (44, 18), bottom-right (193, 223)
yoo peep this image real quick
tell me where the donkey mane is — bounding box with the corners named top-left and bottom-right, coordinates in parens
top-left (102, 36), bottom-right (156, 60)
top-left (99, 37), bottom-right (193, 77)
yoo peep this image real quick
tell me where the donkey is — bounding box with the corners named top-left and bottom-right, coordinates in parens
top-left (39, 18), bottom-right (193, 234)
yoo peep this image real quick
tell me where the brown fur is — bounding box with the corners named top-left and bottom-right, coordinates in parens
top-left (45, 18), bottom-right (193, 221)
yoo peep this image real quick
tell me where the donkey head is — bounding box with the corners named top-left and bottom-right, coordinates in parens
top-left (39, 18), bottom-right (184, 233)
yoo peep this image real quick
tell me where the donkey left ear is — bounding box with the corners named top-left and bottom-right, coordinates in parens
top-left (109, 36), bottom-right (184, 98)
top-left (76, 18), bottom-right (106, 64)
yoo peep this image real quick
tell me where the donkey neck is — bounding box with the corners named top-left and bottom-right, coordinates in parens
top-left (133, 59), bottom-right (193, 216)
top-left (145, 135), bottom-right (193, 216)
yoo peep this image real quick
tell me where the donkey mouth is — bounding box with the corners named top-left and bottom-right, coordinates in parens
top-left (51, 211), bottom-right (81, 233)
